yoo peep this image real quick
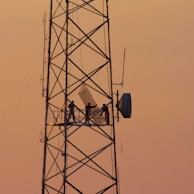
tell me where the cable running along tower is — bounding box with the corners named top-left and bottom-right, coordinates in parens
top-left (41, 0), bottom-right (131, 193)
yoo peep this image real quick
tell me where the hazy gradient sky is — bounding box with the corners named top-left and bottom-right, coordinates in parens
top-left (0, 0), bottom-right (194, 194)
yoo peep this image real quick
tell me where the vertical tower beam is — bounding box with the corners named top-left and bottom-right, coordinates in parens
top-left (41, 1), bottom-right (119, 193)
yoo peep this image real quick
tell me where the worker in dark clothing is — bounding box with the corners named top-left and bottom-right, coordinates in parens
top-left (85, 102), bottom-right (97, 124)
top-left (67, 101), bottom-right (75, 122)
top-left (100, 104), bottom-right (110, 125)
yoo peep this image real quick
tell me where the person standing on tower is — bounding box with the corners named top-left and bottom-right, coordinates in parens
top-left (85, 102), bottom-right (97, 124)
top-left (100, 103), bottom-right (110, 125)
top-left (67, 101), bottom-right (76, 122)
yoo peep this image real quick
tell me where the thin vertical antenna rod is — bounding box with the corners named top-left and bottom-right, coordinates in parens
top-left (113, 47), bottom-right (126, 87)
top-left (41, 1), bottom-right (52, 194)
top-left (41, 12), bottom-right (47, 97)
top-left (121, 47), bottom-right (126, 87)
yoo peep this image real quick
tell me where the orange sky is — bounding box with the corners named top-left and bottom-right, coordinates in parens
top-left (0, 0), bottom-right (194, 194)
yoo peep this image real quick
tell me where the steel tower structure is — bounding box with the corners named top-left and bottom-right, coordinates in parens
top-left (41, 0), bottom-right (120, 193)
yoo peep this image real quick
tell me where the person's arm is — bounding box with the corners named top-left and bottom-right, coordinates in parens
top-left (92, 104), bottom-right (97, 108)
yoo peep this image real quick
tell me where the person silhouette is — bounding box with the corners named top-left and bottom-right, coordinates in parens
top-left (67, 101), bottom-right (75, 122)
top-left (100, 104), bottom-right (110, 125)
top-left (85, 102), bottom-right (97, 124)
